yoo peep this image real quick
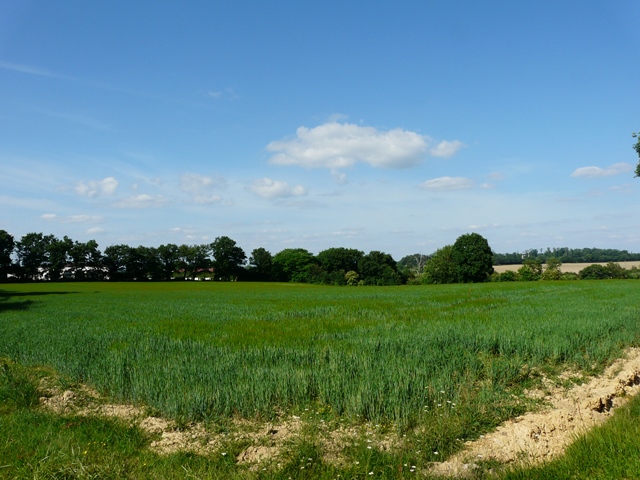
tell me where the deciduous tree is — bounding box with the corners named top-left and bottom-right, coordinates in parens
top-left (422, 245), bottom-right (457, 284)
top-left (451, 233), bottom-right (494, 283)
top-left (0, 229), bottom-right (15, 281)
top-left (210, 236), bottom-right (246, 281)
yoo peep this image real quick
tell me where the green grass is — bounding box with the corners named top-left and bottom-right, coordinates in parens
top-left (1, 280), bottom-right (640, 477)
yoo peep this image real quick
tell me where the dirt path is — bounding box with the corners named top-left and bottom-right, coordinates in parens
top-left (430, 348), bottom-right (640, 477)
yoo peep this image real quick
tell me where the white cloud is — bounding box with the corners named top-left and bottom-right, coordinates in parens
top-left (266, 122), bottom-right (462, 169)
top-left (429, 140), bottom-right (464, 158)
top-left (87, 227), bottom-right (105, 234)
top-left (40, 213), bottom-right (102, 223)
top-left (180, 173), bottom-right (227, 192)
top-left (112, 194), bottom-right (167, 208)
top-left (571, 162), bottom-right (633, 179)
top-left (75, 177), bottom-right (118, 197)
top-left (194, 195), bottom-right (223, 205)
top-left (248, 178), bottom-right (308, 200)
top-left (331, 169), bottom-right (348, 184)
top-left (420, 176), bottom-right (475, 191)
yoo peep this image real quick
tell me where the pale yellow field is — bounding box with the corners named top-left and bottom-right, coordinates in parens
top-left (493, 261), bottom-right (640, 274)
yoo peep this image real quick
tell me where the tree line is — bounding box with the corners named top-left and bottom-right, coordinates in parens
top-left (3, 228), bottom-right (638, 285)
top-left (0, 229), bottom-right (410, 285)
top-left (0, 229), bottom-right (498, 285)
top-left (492, 247), bottom-right (640, 265)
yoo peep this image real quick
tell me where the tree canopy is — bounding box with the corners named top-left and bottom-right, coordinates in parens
top-left (451, 233), bottom-right (494, 283)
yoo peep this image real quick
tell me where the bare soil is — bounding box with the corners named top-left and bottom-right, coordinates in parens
top-left (429, 347), bottom-right (640, 477)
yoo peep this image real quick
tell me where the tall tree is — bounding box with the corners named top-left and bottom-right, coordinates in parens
top-left (0, 230), bottom-right (15, 281)
top-left (16, 232), bottom-right (53, 280)
top-left (103, 244), bottom-right (132, 281)
top-left (272, 248), bottom-right (316, 282)
top-left (69, 239), bottom-right (102, 280)
top-left (316, 247), bottom-right (364, 273)
top-left (177, 244), bottom-right (210, 280)
top-left (451, 233), bottom-right (494, 283)
top-left (157, 243), bottom-right (180, 280)
top-left (46, 236), bottom-right (73, 281)
top-left (422, 245), bottom-right (457, 284)
top-left (248, 247), bottom-right (273, 281)
top-left (210, 236), bottom-right (246, 281)
top-left (357, 251), bottom-right (403, 286)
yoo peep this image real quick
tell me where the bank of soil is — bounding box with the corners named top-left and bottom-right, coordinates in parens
top-left (429, 348), bottom-right (640, 477)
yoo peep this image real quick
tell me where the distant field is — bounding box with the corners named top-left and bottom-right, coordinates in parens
top-left (494, 260), bottom-right (640, 274)
top-left (2, 281), bottom-right (640, 468)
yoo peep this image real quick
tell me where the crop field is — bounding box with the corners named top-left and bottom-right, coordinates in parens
top-left (493, 260), bottom-right (640, 274)
top-left (2, 280), bottom-right (640, 477)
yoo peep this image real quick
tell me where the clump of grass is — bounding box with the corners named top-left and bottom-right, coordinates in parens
top-left (0, 359), bottom-right (40, 411)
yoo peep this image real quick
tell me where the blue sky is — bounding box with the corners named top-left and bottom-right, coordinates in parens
top-left (1, 1), bottom-right (640, 259)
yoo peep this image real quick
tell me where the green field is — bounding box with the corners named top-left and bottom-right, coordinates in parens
top-left (2, 281), bottom-right (640, 478)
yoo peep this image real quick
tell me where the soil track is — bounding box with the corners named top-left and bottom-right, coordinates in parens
top-left (430, 348), bottom-right (640, 477)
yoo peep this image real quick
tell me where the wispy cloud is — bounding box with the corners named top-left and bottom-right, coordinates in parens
top-left (180, 173), bottom-right (227, 194)
top-left (429, 140), bottom-right (464, 158)
top-left (267, 121), bottom-right (462, 170)
top-left (40, 213), bottom-right (103, 223)
top-left (248, 178), bottom-right (307, 199)
top-left (75, 177), bottom-right (119, 197)
top-left (207, 87), bottom-right (238, 100)
top-left (112, 194), bottom-right (167, 208)
top-left (571, 162), bottom-right (633, 179)
top-left (0, 60), bottom-right (75, 80)
top-left (419, 176), bottom-right (475, 191)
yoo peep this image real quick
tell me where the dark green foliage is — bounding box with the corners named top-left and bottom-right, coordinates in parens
top-left (316, 247), bottom-right (363, 273)
top-left (156, 243), bottom-right (180, 281)
top-left (272, 248), bottom-right (317, 282)
top-left (16, 232), bottom-right (54, 280)
top-left (0, 229), bottom-right (15, 282)
top-left (357, 251), bottom-right (403, 285)
top-left (247, 247), bottom-right (274, 281)
top-left (517, 259), bottom-right (542, 281)
top-left (578, 263), bottom-right (627, 280)
top-left (496, 270), bottom-right (517, 282)
top-left (422, 245), bottom-right (457, 284)
top-left (495, 247), bottom-right (640, 265)
top-left (210, 236), bottom-right (246, 281)
top-left (451, 233), bottom-right (494, 283)
top-left (579, 264), bottom-right (608, 280)
top-left (540, 257), bottom-right (562, 281)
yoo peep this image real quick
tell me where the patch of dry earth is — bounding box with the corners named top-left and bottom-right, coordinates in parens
top-left (430, 348), bottom-right (640, 477)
